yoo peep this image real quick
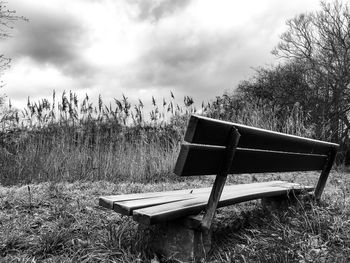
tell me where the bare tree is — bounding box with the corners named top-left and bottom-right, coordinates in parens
top-left (273, 1), bottom-right (350, 145)
top-left (0, 2), bottom-right (26, 110)
top-left (0, 2), bottom-right (27, 77)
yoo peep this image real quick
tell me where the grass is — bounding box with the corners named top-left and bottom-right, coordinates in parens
top-left (0, 91), bottom-right (348, 262)
top-left (1, 171), bottom-right (349, 263)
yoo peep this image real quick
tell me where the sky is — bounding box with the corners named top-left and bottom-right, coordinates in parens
top-left (1, 0), bottom-right (323, 110)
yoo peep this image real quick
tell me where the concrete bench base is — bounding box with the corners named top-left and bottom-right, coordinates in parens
top-left (145, 217), bottom-right (211, 263)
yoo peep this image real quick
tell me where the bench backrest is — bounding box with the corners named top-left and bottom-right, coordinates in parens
top-left (175, 115), bottom-right (338, 176)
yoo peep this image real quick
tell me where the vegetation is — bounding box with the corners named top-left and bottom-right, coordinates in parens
top-left (238, 0), bottom-right (350, 164)
top-left (0, 90), bottom-right (318, 186)
top-left (0, 90), bottom-right (346, 262)
top-left (273, 1), bottom-right (350, 146)
top-left (0, 91), bottom-right (192, 186)
top-left (1, 171), bottom-right (349, 262)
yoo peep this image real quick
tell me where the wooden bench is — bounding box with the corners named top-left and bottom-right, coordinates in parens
top-left (99, 115), bottom-right (339, 262)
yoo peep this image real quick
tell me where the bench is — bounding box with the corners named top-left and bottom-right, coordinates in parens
top-left (99, 115), bottom-right (339, 262)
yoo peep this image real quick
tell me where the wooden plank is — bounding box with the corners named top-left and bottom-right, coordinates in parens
top-left (133, 181), bottom-right (314, 225)
top-left (103, 181), bottom-right (295, 213)
top-left (185, 115), bottom-right (339, 154)
top-left (99, 187), bottom-right (212, 209)
top-left (174, 144), bottom-right (328, 176)
top-left (114, 195), bottom-right (199, 215)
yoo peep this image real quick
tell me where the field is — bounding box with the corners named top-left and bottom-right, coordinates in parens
top-left (1, 171), bottom-right (350, 262)
top-left (0, 93), bottom-right (349, 262)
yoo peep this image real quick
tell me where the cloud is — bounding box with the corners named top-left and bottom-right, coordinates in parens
top-left (1, 0), bottom-right (323, 111)
top-left (121, 26), bottom-right (275, 102)
top-left (3, 2), bottom-right (94, 77)
top-left (119, 0), bottom-right (322, 103)
top-left (128, 0), bottom-right (192, 22)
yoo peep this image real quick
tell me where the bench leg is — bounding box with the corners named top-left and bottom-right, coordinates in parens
top-left (147, 219), bottom-right (211, 262)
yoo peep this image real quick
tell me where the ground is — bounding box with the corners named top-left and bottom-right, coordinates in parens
top-left (1, 170), bottom-right (350, 262)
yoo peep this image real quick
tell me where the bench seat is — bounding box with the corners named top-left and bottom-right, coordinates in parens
top-left (99, 180), bottom-right (313, 225)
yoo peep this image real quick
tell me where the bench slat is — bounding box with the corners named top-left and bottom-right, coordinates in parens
top-left (133, 181), bottom-right (313, 225)
top-left (114, 195), bottom-right (199, 215)
top-left (174, 144), bottom-right (327, 176)
top-left (110, 181), bottom-right (291, 215)
top-left (185, 115), bottom-right (339, 154)
top-left (99, 187), bottom-right (212, 210)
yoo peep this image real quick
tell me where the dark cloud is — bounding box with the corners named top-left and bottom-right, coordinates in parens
top-left (128, 0), bottom-right (191, 22)
top-left (3, 3), bottom-right (94, 77)
top-left (125, 30), bottom-right (265, 101)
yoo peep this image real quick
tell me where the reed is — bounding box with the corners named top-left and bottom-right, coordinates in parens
top-left (0, 91), bottom-right (315, 185)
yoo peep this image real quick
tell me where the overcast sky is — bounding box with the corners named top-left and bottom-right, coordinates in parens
top-left (1, 0), bottom-right (322, 110)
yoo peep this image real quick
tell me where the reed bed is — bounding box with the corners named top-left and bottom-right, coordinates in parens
top-left (0, 91), bottom-right (315, 186)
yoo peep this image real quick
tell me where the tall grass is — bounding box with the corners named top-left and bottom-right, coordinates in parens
top-left (0, 91), bottom-right (315, 186)
top-left (205, 94), bottom-right (314, 137)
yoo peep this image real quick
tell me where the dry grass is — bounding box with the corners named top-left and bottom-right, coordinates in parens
top-left (0, 90), bottom-right (324, 186)
top-left (0, 91), bottom-right (348, 262)
top-left (0, 123), bottom-right (185, 186)
top-left (1, 171), bottom-right (349, 263)
top-left (0, 91), bottom-right (192, 186)
top-left (0, 180), bottom-right (212, 262)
